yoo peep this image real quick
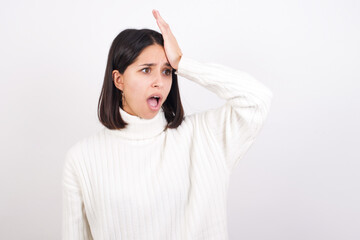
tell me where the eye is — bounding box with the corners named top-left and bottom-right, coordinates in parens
top-left (163, 69), bottom-right (172, 76)
top-left (141, 68), bottom-right (150, 73)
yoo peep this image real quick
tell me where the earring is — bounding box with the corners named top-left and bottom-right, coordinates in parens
top-left (121, 90), bottom-right (125, 102)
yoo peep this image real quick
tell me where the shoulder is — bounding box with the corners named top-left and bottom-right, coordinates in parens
top-left (65, 128), bottom-right (104, 162)
top-left (171, 112), bottom-right (198, 134)
top-left (182, 104), bottom-right (228, 128)
top-left (174, 110), bottom-right (212, 139)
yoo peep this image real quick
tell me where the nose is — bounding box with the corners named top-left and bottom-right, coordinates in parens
top-left (152, 71), bottom-right (164, 88)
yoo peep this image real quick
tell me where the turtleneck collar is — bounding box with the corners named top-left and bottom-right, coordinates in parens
top-left (104, 107), bottom-right (168, 140)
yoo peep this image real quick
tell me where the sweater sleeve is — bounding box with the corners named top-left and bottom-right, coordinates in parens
top-left (175, 56), bottom-right (273, 174)
top-left (62, 149), bottom-right (94, 240)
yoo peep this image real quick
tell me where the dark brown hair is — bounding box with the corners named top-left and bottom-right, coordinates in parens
top-left (97, 28), bottom-right (185, 130)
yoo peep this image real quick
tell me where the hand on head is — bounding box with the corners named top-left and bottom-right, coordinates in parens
top-left (152, 9), bottom-right (183, 70)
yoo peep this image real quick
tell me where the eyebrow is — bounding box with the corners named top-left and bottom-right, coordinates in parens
top-left (138, 62), bottom-right (171, 67)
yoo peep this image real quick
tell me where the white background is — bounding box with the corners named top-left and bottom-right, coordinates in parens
top-left (1, 0), bottom-right (359, 239)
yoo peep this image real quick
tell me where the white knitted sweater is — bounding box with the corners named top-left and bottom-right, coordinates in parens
top-left (62, 55), bottom-right (273, 240)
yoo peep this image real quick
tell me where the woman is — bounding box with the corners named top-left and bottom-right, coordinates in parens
top-left (62, 9), bottom-right (273, 240)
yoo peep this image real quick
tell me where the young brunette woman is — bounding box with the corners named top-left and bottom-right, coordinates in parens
top-left (62, 9), bottom-right (273, 240)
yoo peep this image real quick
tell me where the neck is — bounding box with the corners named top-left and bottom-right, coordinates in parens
top-left (104, 107), bottom-right (168, 140)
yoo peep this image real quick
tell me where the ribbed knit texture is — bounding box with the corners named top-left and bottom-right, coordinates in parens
top-left (62, 55), bottom-right (273, 240)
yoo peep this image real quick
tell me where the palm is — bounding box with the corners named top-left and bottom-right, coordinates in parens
top-left (152, 9), bottom-right (182, 69)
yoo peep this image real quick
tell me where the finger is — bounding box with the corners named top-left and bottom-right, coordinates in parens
top-left (152, 10), bottom-right (180, 53)
top-left (158, 13), bottom-right (170, 31)
top-left (152, 9), bottom-right (161, 24)
top-left (152, 10), bottom-right (163, 32)
top-left (152, 9), bottom-right (157, 20)
top-left (152, 10), bottom-right (170, 33)
top-left (152, 9), bottom-right (163, 22)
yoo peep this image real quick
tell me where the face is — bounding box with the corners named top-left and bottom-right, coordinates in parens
top-left (112, 44), bottom-right (173, 119)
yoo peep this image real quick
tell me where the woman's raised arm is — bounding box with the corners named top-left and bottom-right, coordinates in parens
top-left (175, 56), bottom-right (273, 174)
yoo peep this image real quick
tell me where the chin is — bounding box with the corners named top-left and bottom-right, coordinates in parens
top-left (140, 111), bottom-right (158, 120)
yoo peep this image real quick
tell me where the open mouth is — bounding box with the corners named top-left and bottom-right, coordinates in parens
top-left (147, 96), bottom-right (161, 109)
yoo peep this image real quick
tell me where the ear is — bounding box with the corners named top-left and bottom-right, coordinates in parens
top-left (112, 70), bottom-right (124, 91)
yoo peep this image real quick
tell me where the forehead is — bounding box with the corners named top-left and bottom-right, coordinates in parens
top-left (134, 44), bottom-right (168, 63)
